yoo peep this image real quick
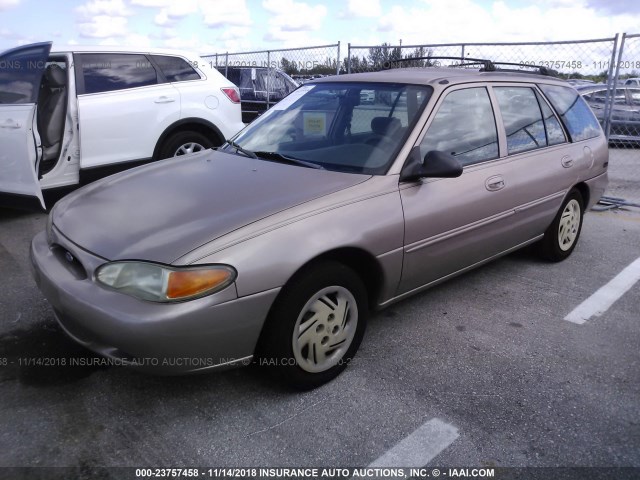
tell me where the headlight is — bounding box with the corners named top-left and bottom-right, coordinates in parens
top-left (95, 262), bottom-right (236, 303)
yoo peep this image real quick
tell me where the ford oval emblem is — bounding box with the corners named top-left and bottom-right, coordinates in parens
top-left (65, 251), bottom-right (74, 263)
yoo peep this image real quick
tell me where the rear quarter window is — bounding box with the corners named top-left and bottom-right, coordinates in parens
top-left (539, 84), bottom-right (601, 142)
top-left (151, 55), bottom-right (200, 82)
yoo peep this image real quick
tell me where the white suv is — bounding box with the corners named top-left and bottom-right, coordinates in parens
top-left (0, 42), bottom-right (245, 209)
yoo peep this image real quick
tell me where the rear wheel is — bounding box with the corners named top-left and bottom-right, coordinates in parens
top-left (158, 131), bottom-right (216, 159)
top-left (257, 262), bottom-right (368, 390)
top-left (537, 188), bottom-right (584, 262)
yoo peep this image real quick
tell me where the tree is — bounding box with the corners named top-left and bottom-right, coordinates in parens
top-left (280, 58), bottom-right (298, 75)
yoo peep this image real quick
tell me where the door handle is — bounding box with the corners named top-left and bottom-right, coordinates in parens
top-left (561, 156), bottom-right (574, 168)
top-left (485, 175), bottom-right (505, 191)
top-left (154, 96), bottom-right (175, 104)
top-left (0, 120), bottom-right (21, 129)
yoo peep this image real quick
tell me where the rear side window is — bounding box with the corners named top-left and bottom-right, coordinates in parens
top-left (494, 87), bottom-right (546, 154)
top-left (76, 53), bottom-right (159, 94)
top-left (539, 84), bottom-right (601, 142)
top-left (420, 87), bottom-right (499, 166)
top-left (151, 55), bottom-right (200, 82)
top-left (536, 92), bottom-right (566, 146)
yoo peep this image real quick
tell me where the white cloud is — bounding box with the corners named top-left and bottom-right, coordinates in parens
top-left (339, 0), bottom-right (381, 18)
top-left (77, 14), bottom-right (129, 38)
top-left (129, 0), bottom-right (171, 6)
top-left (374, 0), bottom-right (638, 44)
top-left (76, 0), bottom-right (132, 17)
top-left (153, 0), bottom-right (198, 27)
top-left (98, 33), bottom-right (152, 47)
top-left (131, 0), bottom-right (251, 28)
top-left (75, 0), bottom-right (132, 38)
top-left (219, 27), bottom-right (252, 41)
top-left (263, 0), bottom-right (327, 32)
top-left (0, 0), bottom-right (20, 11)
top-left (200, 0), bottom-right (252, 28)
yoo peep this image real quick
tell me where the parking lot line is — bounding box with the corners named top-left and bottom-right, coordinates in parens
top-left (367, 418), bottom-right (459, 468)
top-left (564, 256), bottom-right (640, 325)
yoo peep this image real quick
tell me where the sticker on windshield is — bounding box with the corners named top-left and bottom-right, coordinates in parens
top-left (303, 112), bottom-right (326, 136)
top-left (272, 85), bottom-right (315, 110)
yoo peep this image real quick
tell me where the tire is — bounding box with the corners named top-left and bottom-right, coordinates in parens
top-left (537, 188), bottom-right (584, 262)
top-left (257, 262), bottom-right (368, 390)
top-left (157, 131), bottom-right (217, 159)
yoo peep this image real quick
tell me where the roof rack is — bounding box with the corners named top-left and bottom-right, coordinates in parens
top-left (391, 56), bottom-right (495, 71)
top-left (383, 56), bottom-right (559, 77)
top-left (483, 61), bottom-right (559, 77)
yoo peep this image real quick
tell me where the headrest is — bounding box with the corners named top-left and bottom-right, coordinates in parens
top-left (44, 64), bottom-right (66, 88)
top-left (371, 116), bottom-right (401, 136)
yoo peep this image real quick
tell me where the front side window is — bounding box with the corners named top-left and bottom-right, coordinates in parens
top-left (0, 43), bottom-right (50, 104)
top-left (494, 87), bottom-right (546, 155)
top-left (151, 55), bottom-right (200, 82)
top-left (226, 82), bottom-right (432, 175)
top-left (539, 84), bottom-right (601, 142)
top-left (420, 87), bottom-right (498, 166)
top-left (76, 53), bottom-right (160, 94)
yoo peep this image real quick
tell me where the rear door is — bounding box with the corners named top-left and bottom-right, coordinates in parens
top-left (0, 42), bottom-right (51, 208)
top-left (74, 52), bottom-right (180, 169)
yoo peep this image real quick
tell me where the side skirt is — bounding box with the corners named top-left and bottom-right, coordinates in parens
top-left (378, 235), bottom-right (544, 309)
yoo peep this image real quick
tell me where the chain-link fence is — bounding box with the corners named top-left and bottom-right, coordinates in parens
top-left (346, 38), bottom-right (619, 76)
top-left (604, 33), bottom-right (640, 205)
top-left (206, 35), bottom-right (640, 205)
top-left (202, 44), bottom-right (340, 122)
top-left (346, 36), bottom-right (640, 205)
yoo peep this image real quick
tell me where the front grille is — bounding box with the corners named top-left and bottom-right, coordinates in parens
top-left (51, 245), bottom-right (87, 280)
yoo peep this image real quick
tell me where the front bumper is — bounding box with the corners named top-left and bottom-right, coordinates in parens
top-left (30, 229), bottom-right (280, 374)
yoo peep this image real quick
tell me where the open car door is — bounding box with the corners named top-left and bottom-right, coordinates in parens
top-left (0, 42), bottom-right (51, 209)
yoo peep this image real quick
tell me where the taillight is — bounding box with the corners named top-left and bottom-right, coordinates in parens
top-left (221, 87), bottom-right (240, 103)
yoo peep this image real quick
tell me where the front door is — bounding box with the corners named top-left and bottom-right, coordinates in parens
top-left (399, 85), bottom-right (518, 294)
top-left (0, 42), bottom-right (51, 209)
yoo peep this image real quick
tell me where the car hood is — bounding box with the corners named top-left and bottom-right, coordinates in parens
top-left (53, 151), bottom-right (370, 263)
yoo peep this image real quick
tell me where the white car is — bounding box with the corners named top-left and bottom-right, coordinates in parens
top-left (0, 42), bottom-right (245, 209)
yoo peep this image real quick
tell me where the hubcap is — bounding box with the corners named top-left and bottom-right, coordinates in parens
top-left (292, 286), bottom-right (358, 373)
top-left (174, 142), bottom-right (205, 156)
top-left (558, 199), bottom-right (581, 251)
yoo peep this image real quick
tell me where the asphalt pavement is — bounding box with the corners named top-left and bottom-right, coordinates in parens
top-left (0, 153), bottom-right (638, 479)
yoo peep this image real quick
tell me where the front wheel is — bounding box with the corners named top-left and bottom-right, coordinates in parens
top-left (157, 131), bottom-right (216, 159)
top-left (537, 188), bottom-right (584, 262)
top-left (257, 262), bottom-right (368, 390)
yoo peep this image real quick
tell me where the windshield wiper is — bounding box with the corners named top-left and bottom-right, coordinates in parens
top-left (253, 151), bottom-right (324, 170)
top-left (225, 140), bottom-right (258, 159)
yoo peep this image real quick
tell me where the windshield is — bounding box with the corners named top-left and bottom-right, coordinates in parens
top-left (225, 81), bottom-right (432, 175)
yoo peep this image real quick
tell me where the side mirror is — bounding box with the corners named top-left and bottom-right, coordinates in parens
top-left (400, 147), bottom-right (463, 182)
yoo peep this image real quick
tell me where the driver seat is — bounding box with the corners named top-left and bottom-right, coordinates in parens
top-left (371, 116), bottom-right (401, 137)
top-left (37, 64), bottom-right (68, 165)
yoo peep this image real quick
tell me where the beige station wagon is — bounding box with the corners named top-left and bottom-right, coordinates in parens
top-left (30, 64), bottom-right (608, 389)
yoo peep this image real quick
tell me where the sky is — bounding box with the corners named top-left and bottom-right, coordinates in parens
top-left (0, 0), bottom-right (638, 56)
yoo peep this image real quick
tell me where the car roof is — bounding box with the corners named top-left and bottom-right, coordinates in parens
top-left (309, 67), bottom-right (569, 87)
top-left (50, 44), bottom-right (201, 59)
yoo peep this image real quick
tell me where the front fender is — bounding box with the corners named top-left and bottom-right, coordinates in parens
top-left (177, 182), bottom-right (405, 304)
